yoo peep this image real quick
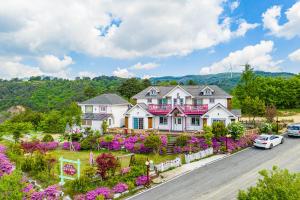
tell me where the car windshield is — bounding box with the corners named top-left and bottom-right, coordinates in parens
top-left (288, 126), bottom-right (300, 130)
top-left (257, 136), bottom-right (269, 140)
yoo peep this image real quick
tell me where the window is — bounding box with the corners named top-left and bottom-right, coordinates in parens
top-left (108, 118), bottom-right (112, 126)
top-left (212, 119), bottom-right (226, 124)
top-left (191, 117), bottom-right (200, 126)
top-left (193, 99), bottom-right (203, 105)
top-left (204, 89), bottom-right (212, 95)
top-left (99, 106), bottom-right (106, 112)
top-left (147, 98), bottom-right (152, 103)
top-left (180, 98), bottom-right (184, 105)
top-left (159, 117), bottom-right (168, 125)
top-left (173, 99), bottom-right (177, 105)
top-left (85, 105), bottom-right (93, 113)
top-left (82, 120), bottom-right (92, 126)
top-left (133, 118), bottom-right (144, 129)
top-left (149, 89), bottom-right (157, 96)
top-left (209, 98), bottom-right (215, 103)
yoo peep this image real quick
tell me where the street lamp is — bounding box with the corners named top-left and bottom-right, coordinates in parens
top-left (145, 158), bottom-right (153, 187)
top-left (225, 134), bottom-right (231, 152)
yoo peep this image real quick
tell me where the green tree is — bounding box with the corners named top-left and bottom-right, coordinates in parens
top-left (101, 120), bottom-right (108, 134)
top-left (39, 110), bottom-right (66, 133)
top-left (203, 126), bottom-right (213, 146)
top-left (187, 80), bottom-right (197, 85)
top-left (64, 102), bottom-right (82, 127)
top-left (84, 86), bottom-right (97, 99)
top-left (142, 79), bottom-right (152, 88)
top-left (238, 166), bottom-right (300, 200)
top-left (117, 78), bottom-right (146, 99)
top-left (241, 96), bottom-right (266, 121)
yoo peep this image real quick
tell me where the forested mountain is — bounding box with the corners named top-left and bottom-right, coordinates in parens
top-left (0, 71), bottom-right (297, 112)
top-left (150, 71), bottom-right (295, 92)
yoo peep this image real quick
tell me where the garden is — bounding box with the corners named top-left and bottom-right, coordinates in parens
top-left (0, 121), bottom-right (273, 200)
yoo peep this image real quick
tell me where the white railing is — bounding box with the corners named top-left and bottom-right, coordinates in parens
top-left (184, 147), bottom-right (213, 164)
top-left (154, 157), bottom-right (182, 172)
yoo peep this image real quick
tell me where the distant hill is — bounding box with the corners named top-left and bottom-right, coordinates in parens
top-left (150, 71), bottom-right (295, 92)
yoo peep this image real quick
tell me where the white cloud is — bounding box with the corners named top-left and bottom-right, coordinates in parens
top-left (78, 71), bottom-right (97, 78)
top-left (199, 40), bottom-right (281, 74)
top-left (288, 49), bottom-right (300, 62)
top-left (130, 62), bottom-right (159, 70)
top-left (262, 2), bottom-right (300, 39)
top-left (230, 1), bottom-right (240, 12)
top-left (234, 20), bottom-right (259, 37)
top-left (38, 55), bottom-right (73, 73)
top-left (0, 0), bottom-right (257, 59)
top-left (112, 68), bottom-right (134, 78)
top-left (0, 56), bottom-right (42, 79)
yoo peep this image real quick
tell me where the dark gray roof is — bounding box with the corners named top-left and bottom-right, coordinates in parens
top-left (137, 103), bottom-right (149, 110)
top-left (132, 85), bottom-right (231, 99)
top-left (80, 93), bottom-right (129, 105)
top-left (231, 109), bottom-right (242, 117)
top-left (82, 113), bottom-right (112, 121)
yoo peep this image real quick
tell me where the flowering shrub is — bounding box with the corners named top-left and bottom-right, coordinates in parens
top-left (96, 153), bottom-right (119, 179)
top-left (112, 183), bottom-right (129, 193)
top-left (21, 141), bottom-right (59, 154)
top-left (63, 142), bottom-right (81, 151)
top-left (135, 175), bottom-right (148, 186)
top-left (85, 187), bottom-right (113, 200)
top-left (30, 185), bottom-right (61, 200)
top-left (0, 145), bottom-right (14, 177)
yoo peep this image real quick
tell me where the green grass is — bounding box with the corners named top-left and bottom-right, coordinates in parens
top-left (278, 108), bottom-right (300, 117)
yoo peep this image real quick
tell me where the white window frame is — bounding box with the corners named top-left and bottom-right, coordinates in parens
top-left (99, 106), bottom-right (106, 112)
top-left (191, 117), bottom-right (200, 126)
top-left (85, 105), bottom-right (93, 113)
top-left (147, 98), bottom-right (152, 103)
top-left (209, 98), bottom-right (215, 103)
top-left (159, 116), bottom-right (168, 125)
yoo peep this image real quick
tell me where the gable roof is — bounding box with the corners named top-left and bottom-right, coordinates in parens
top-left (124, 103), bottom-right (152, 116)
top-left (201, 103), bottom-right (237, 118)
top-left (132, 85), bottom-right (231, 99)
top-left (79, 93), bottom-right (130, 105)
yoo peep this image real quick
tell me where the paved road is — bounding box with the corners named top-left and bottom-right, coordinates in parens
top-left (129, 136), bottom-right (300, 200)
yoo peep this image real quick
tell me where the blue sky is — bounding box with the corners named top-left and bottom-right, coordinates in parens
top-left (0, 0), bottom-right (299, 79)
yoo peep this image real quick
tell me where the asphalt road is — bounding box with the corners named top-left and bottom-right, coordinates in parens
top-left (129, 136), bottom-right (300, 200)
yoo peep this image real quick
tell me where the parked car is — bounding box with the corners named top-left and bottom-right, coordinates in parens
top-left (287, 124), bottom-right (300, 137)
top-left (253, 134), bottom-right (284, 149)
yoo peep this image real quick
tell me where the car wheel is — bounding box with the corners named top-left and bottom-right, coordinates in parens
top-left (281, 138), bottom-right (284, 144)
top-left (269, 144), bottom-right (273, 149)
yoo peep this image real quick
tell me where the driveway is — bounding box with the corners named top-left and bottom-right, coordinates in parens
top-left (129, 136), bottom-right (300, 200)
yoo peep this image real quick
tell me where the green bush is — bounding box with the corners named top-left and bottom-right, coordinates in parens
top-left (175, 135), bottom-right (190, 147)
top-left (144, 134), bottom-right (162, 154)
top-left (80, 135), bottom-right (98, 150)
top-left (228, 122), bottom-right (245, 140)
top-left (203, 126), bottom-right (213, 146)
top-left (65, 176), bottom-right (92, 196)
top-left (238, 166), bottom-right (300, 200)
top-left (212, 122), bottom-right (228, 138)
top-left (271, 122), bottom-right (283, 134)
top-left (103, 134), bottom-right (114, 143)
top-left (259, 123), bottom-right (272, 134)
top-left (21, 157), bottom-right (34, 172)
top-left (0, 170), bottom-right (25, 200)
top-left (42, 134), bottom-right (54, 142)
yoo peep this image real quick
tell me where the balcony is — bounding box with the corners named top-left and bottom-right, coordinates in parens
top-left (148, 104), bottom-right (208, 115)
top-left (148, 104), bottom-right (172, 115)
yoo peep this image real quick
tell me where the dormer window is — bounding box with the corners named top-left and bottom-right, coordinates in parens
top-left (150, 89), bottom-right (157, 96)
top-left (201, 86), bottom-right (214, 96)
top-left (204, 89), bottom-right (212, 95)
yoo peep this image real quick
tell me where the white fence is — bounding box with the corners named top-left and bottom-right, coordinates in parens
top-left (184, 147), bottom-right (213, 164)
top-left (154, 157), bottom-right (182, 172)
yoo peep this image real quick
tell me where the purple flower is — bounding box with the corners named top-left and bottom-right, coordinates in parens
top-left (112, 183), bottom-right (128, 193)
top-left (62, 142), bottom-right (81, 151)
top-left (86, 187), bottom-right (113, 200)
top-left (31, 185), bottom-right (60, 200)
top-left (0, 145), bottom-right (14, 177)
top-left (135, 175), bottom-right (149, 186)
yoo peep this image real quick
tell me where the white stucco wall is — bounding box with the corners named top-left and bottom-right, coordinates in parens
top-left (166, 87), bottom-right (191, 106)
top-left (154, 116), bottom-right (171, 130)
top-left (202, 98), bottom-right (227, 109)
top-left (186, 116), bottom-right (203, 131)
top-left (136, 98), bottom-right (158, 105)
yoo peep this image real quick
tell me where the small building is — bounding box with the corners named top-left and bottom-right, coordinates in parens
top-left (78, 94), bottom-right (131, 132)
top-left (124, 85), bottom-right (240, 132)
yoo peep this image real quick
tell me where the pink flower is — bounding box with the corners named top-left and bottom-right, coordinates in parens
top-left (112, 183), bottom-right (128, 193)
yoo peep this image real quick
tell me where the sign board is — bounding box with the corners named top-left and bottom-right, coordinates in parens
top-left (59, 157), bottom-right (80, 185)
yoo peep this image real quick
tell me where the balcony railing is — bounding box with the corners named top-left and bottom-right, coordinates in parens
top-left (148, 104), bottom-right (208, 115)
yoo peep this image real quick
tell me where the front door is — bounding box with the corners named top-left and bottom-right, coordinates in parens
top-left (173, 117), bottom-right (183, 131)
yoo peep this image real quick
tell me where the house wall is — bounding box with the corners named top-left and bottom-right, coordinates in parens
top-left (111, 105), bottom-right (129, 127)
top-left (202, 98), bottom-right (227, 109)
top-left (136, 98), bottom-right (158, 105)
top-left (166, 87), bottom-right (191, 106)
top-left (127, 106), bottom-right (149, 129)
top-left (186, 116), bottom-right (203, 131)
top-left (154, 116), bottom-right (171, 131)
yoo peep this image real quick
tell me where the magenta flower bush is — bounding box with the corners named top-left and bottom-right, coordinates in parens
top-left (62, 142), bottom-right (81, 151)
top-left (136, 175), bottom-right (148, 186)
top-left (0, 145), bottom-right (14, 177)
top-left (30, 185), bottom-right (61, 200)
top-left (121, 167), bottom-right (131, 175)
top-left (85, 187), bottom-right (113, 200)
top-left (112, 183), bottom-right (129, 193)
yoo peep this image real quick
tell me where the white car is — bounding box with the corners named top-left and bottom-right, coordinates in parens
top-left (253, 134), bottom-right (284, 149)
top-left (287, 124), bottom-right (300, 137)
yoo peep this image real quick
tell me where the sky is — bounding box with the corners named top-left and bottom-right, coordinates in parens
top-left (0, 0), bottom-right (299, 79)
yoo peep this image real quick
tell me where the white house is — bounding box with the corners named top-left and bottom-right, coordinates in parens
top-left (78, 94), bottom-right (131, 131)
top-left (124, 85), bottom-right (241, 132)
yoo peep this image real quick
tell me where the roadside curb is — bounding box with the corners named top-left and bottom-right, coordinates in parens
top-left (126, 148), bottom-right (252, 200)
